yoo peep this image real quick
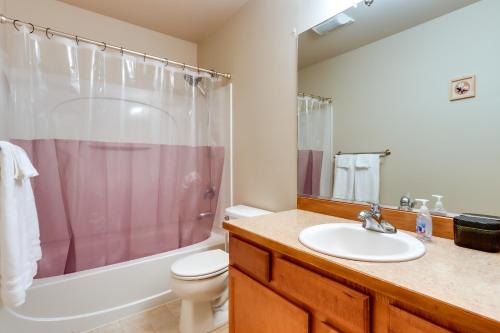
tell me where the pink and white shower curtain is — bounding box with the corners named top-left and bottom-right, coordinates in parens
top-left (0, 27), bottom-right (230, 278)
top-left (297, 96), bottom-right (333, 198)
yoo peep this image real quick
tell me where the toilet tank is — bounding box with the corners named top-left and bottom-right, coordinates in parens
top-left (225, 205), bottom-right (272, 220)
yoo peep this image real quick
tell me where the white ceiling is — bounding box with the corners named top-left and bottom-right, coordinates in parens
top-left (299, 0), bottom-right (480, 69)
top-left (57, 0), bottom-right (249, 42)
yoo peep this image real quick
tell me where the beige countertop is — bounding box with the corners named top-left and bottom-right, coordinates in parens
top-left (224, 209), bottom-right (500, 323)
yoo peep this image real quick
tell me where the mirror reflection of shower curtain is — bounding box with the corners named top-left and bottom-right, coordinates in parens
top-left (0, 23), bottom-right (7, 140)
top-left (0, 27), bottom-right (230, 278)
top-left (297, 96), bottom-right (333, 198)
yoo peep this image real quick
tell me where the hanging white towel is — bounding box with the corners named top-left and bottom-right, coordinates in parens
top-left (0, 141), bottom-right (41, 307)
top-left (332, 154), bottom-right (355, 201)
top-left (354, 154), bottom-right (380, 203)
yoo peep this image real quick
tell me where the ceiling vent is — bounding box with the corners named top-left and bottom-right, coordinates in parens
top-left (312, 13), bottom-right (355, 36)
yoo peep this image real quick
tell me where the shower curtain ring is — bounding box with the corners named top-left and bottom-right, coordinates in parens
top-left (45, 27), bottom-right (53, 39)
top-left (101, 42), bottom-right (107, 51)
top-left (143, 53), bottom-right (147, 62)
top-left (12, 19), bottom-right (20, 31)
top-left (182, 63), bottom-right (186, 71)
top-left (28, 23), bottom-right (35, 33)
top-left (75, 35), bottom-right (79, 45)
top-left (163, 58), bottom-right (169, 67)
top-left (120, 46), bottom-right (124, 56)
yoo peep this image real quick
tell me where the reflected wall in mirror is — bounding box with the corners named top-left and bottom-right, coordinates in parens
top-left (297, 0), bottom-right (500, 215)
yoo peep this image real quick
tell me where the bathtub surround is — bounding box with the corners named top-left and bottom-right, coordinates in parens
top-left (298, 0), bottom-right (500, 214)
top-left (0, 234), bottom-right (224, 333)
top-left (0, 142), bottom-right (41, 307)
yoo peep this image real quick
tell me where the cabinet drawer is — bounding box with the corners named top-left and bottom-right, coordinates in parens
top-left (229, 236), bottom-right (271, 283)
top-left (230, 267), bottom-right (309, 333)
top-left (273, 257), bottom-right (370, 333)
top-left (388, 306), bottom-right (452, 333)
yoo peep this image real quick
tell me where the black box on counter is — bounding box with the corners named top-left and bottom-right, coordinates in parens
top-left (453, 214), bottom-right (500, 253)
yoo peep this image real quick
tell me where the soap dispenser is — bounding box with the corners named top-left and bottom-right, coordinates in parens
top-left (415, 199), bottom-right (432, 241)
top-left (431, 195), bottom-right (447, 216)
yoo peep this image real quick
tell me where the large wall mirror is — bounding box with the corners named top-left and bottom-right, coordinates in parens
top-left (297, 0), bottom-right (499, 216)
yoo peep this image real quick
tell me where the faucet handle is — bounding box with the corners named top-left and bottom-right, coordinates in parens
top-left (369, 203), bottom-right (382, 221)
top-left (369, 203), bottom-right (381, 214)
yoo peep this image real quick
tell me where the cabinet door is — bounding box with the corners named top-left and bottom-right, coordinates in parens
top-left (273, 257), bottom-right (369, 333)
top-left (230, 267), bottom-right (309, 333)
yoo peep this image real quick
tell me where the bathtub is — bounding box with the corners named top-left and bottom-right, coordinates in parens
top-left (0, 232), bottom-right (225, 333)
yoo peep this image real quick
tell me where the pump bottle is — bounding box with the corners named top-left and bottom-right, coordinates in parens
top-left (431, 194), bottom-right (447, 216)
top-left (415, 199), bottom-right (432, 241)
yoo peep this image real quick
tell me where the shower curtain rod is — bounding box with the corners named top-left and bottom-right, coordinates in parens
top-left (0, 14), bottom-right (232, 79)
top-left (298, 92), bottom-right (332, 103)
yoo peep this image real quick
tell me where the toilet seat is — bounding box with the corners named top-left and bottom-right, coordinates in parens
top-left (171, 249), bottom-right (229, 281)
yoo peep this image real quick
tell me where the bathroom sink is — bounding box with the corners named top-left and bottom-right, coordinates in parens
top-left (298, 223), bottom-right (425, 262)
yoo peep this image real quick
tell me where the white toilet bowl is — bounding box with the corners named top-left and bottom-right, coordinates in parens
top-left (170, 205), bottom-right (272, 333)
top-left (170, 249), bottom-right (229, 333)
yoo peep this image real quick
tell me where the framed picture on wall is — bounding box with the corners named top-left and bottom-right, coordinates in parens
top-left (450, 75), bottom-right (476, 101)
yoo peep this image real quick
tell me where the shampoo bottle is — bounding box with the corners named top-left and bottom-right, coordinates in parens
top-left (415, 199), bottom-right (432, 241)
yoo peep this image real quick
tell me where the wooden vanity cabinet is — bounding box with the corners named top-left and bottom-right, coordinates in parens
top-left (228, 235), bottom-right (368, 333)
top-left (227, 235), bottom-right (490, 333)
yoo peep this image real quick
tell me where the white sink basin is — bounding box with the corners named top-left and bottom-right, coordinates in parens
top-left (299, 223), bottom-right (425, 262)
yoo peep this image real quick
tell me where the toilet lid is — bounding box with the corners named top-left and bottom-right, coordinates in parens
top-left (171, 249), bottom-right (229, 279)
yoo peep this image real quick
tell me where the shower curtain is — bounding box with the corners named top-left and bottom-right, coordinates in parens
top-left (297, 96), bottom-right (333, 198)
top-left (0, 27), bottom-right (230, 278)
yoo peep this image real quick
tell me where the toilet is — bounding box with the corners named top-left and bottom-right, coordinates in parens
top-left (170, 205), bottom-right (272, 333)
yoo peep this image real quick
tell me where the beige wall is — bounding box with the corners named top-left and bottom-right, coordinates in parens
top-left (198, 0), bottom-right (340, 211)
top-left (0, 0), bottom-right (197, 65)
top-left (299, 0), bottom-right (500, 215)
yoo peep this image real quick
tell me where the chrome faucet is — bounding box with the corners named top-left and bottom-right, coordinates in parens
top-left (399, 194), bottom-right (415, 211)
top-left (358, 203), bottom-right (397, 234)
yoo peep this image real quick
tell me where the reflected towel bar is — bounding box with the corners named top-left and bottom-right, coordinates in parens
top-left (335, 149), bottom-right (391, 157)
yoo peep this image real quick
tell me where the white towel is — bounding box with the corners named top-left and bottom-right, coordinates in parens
top-left (332, 154), bottom-right (355, 201)
top-left (0, 141), bottom-right (41, 307)
top-left (354, 154), bottom-right (380, 203)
